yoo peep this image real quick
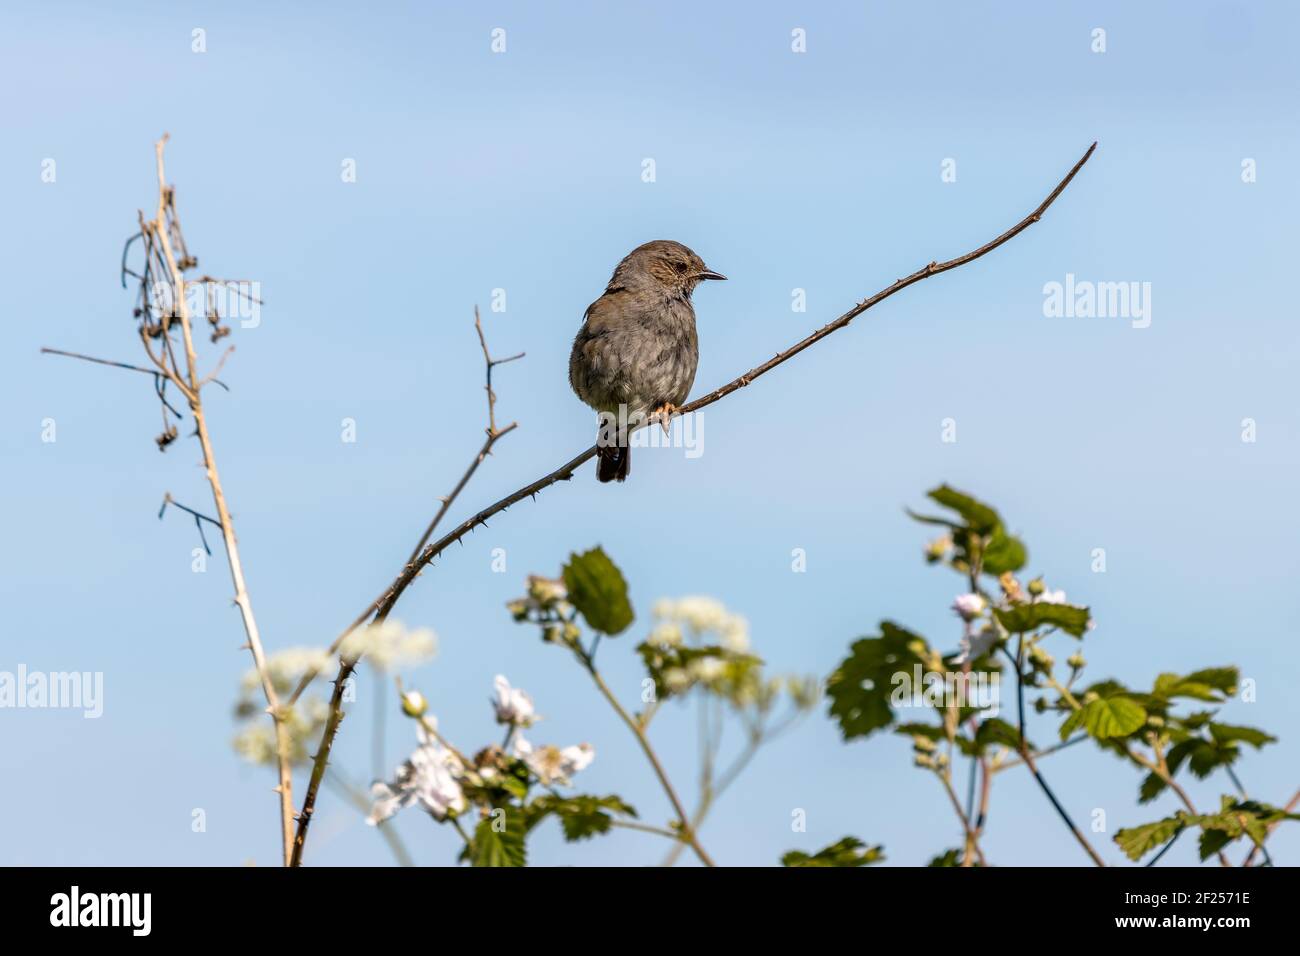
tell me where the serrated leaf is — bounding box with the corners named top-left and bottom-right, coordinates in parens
top-left (782, 836), bottom-right (884, 867)
top-left (470, 810), bottom-right (527, 867)
top-left (1082, 696), bottom-right (1147, 739)
top-left (1168, 738), bottom-right (1239, 779)
top-left (1138, 771), bottom-right (1167, 805)
top-left (527, 793), bottom-right (638, 842)
top-left (562, 546), bottom-right (634, 636)
top-left (1198, 828), bottom-right (1232, 861)
top-left (995, 602), bottom-right (1091, 638)
top-left (1208, 723), bottom-right (1276, 749)
top-left (1115, 815), bottom-right (1185, 861)
top-left (826, 622), bottom-right (931, 741)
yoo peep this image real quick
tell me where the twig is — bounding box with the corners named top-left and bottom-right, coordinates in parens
top-left (289, 310), bottom-right (522, 865)
top-left (291, 657), bottom-right (353, 866)
top-left (406, 307), bottom-right (522, 564)
top-left (158, 492), bottom-right (222, 555)
top-left (580, 653), bottom-right (715, 866)
top-left (1146, 829), bottom-right (1181, 867)
top-left (996, 733), bottom-right (1089, 771)
top-left (1002, 641), bottom-right (1107, 866)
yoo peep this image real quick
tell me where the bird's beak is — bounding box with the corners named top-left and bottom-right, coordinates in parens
top-left (696, 269), bottom-right (727, 281)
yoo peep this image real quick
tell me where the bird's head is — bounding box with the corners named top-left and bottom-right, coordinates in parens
top-left (609, 240), bottom-right (726, 298)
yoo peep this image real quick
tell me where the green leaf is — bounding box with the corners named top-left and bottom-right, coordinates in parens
top-left (1208, 723), bottom-right (1276, 749)
top-left (1152, 673), bottom-right (1224, 703)
top-left (1058, 706), bottom-right (1085, 742)
top-left (1198, 828), bottom-right (1233, 861)
top-left (926, 485), bottom-right (1001, 535)
top-left (1114, 815), bottom-right (1185, 861)
top-left (562, 547), bottom-right (634, 636)
top-left (1167, 737), bottom-right (1239, 779)
top-left (1138, 772), bottom-right (1167, 805)
top-left (976, 717), bottom-right (1029, 752)
top-left (1183, 667), bottom-right (1239, 696)
top-left (826, 622), bottom-right (931, 741)
top-left (782, 837), bottom-right (884, 867)
top-left (981, 529), bottom-right (1028, 575)
top-left (927, 849), bottom-right (962, 867)
top-left (470, 810), bottom-right (527, 867)
top-left (526, 793), bottom-right (637, 842)
top-left (895, 722), bottom-right (945, 741)
top-left (1082, 696), bottom-right (1148, 739)
top-left (995, 602), bottom-right (1091, 638)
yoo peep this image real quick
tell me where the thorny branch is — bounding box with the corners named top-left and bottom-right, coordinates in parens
top-left (292, 143), bottom-right (1097, 864)
top-left (289, 309), bottom-right (523, 866)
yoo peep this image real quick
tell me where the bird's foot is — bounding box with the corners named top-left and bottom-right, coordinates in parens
top-left (649, 402), bottom-right (678, 435)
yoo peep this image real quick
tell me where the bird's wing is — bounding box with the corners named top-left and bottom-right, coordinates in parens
top-left (580, 289), bottom-right (628, 333)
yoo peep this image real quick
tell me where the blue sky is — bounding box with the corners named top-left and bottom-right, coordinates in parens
top-left (2, 0), bottom-right (1297, 867)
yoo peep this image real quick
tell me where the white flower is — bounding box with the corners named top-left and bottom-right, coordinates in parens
top-left (1035, 588), bottom-right (1068, 605)
top-left (951, 593), bottom-right (987, 622)
top-left (718, 616), bottom-right (750, 653)
top-left (242, 646), bottom-right (334, 694)
top-left (953, 625), bottom-right (999, 665)
top-left (663, 667), bottom-right (690, 692)
top-left (648, 622), bottom-right (684, 647)
top-left (340, 620), bottom-right (437, 671)
top-left (491, 674), bottom-right (538, 727)
top-left (654, 596), bottom-right (750, 649)
top-left (688, 656), bottom-right (726, 682)
top-left (511, 735), bottom-right (594, 786)
top-left (367, 723), bottom-right (465, 825)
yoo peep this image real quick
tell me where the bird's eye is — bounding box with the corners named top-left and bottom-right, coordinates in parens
top-left (674, 261), bottom-right (688, 274)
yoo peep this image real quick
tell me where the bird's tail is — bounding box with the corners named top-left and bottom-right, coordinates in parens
top-left (597, 444), bottom-right (630, 483)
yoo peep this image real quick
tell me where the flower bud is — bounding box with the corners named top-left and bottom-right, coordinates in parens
top-left (1027, 576), bottom-right (1046, 597)
top-left (951, 593), bottom-right (987, 622)
top-left (400, 690), bottom-right (427, 718)
top-left (1067, 653), bottom-right (1085, 670)
top-left (924, 535), bottom-right (952, 564)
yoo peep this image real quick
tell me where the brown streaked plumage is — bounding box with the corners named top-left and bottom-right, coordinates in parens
top-left (569, 240), bottom-right (726, 482)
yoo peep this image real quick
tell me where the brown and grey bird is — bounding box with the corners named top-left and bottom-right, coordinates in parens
top-left (569, 240), bottom-right (726, 482)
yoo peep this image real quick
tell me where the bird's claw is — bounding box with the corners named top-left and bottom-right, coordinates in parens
top-left (650, 403), bottom-right (677, 435)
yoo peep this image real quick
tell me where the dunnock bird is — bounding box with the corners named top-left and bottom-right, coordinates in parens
top-left (569, 240), bottom-right (726, 482)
